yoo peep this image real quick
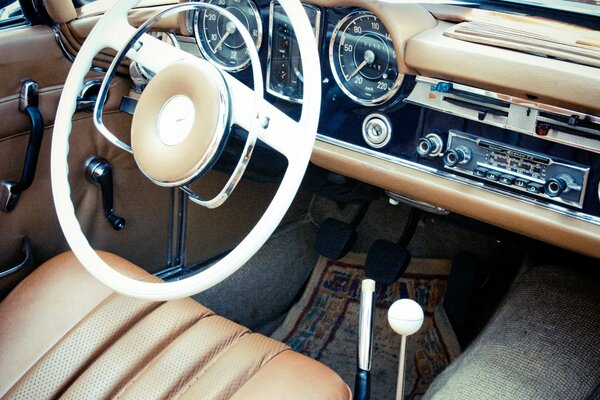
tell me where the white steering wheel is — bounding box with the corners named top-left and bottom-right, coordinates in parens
top-left (51, 0), bottom-right (321, 301)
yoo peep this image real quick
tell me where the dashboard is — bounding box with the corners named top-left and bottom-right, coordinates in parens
top-left (121, 0), bottom-right (600, 258)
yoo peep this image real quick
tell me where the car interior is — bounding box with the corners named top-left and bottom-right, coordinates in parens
top-left (0, 0), bottom-right (599, 398)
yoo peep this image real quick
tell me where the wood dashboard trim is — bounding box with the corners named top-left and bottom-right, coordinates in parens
top-left (311, 140), bottom-right (600, 259)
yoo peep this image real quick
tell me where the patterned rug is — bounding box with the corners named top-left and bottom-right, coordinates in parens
top-left (271, 253), bottom-right (461, 400)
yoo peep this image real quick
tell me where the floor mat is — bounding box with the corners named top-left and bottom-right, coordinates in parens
top-left (271, 253), bottom-right (461, 400)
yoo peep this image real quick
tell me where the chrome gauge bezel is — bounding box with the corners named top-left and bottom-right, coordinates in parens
top-left (329, 10), bottom-right (403, 107)
top-left (265, 1), bottom-right (322, 104)
top-left (193, 0), bottom-right (263, 73)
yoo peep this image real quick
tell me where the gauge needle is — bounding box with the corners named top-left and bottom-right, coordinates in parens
top-left (215, 21), bottom-right (237, 50)
top-left (349, 50), bottom-right (375, 79)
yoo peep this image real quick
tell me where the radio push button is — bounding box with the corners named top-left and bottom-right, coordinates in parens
top-left (526, 182), bottom-right (544, 194)
top-left (514, 178), bottom-right (529, 188)
top-left (473, 168), bottom-right (488, 178)
top-left (485, 171), bottom-right (501, 181)
top-left (499, 174), bottom-right (515, 185)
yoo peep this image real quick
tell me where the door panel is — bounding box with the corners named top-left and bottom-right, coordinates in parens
top-left (0, 24), bottom-right (171, 296)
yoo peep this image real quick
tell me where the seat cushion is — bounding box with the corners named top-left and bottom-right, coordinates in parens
top-left (0, 251), bottom-right (351, 399)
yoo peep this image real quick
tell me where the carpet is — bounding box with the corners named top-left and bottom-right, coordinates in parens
top-left (271, 253), bottom-right (461, 400)
top-left (423, 263), bottom-right (600, 400)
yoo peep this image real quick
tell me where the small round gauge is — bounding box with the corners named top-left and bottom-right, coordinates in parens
top-left (194, 0), bottom-right (262, 72)
top-left (329, 11), bottom-right (402, 106)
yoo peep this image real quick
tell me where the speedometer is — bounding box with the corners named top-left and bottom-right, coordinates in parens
top-left (329, 11), bottom-right (402, 106)
top-left (194, 0), bottom-right (262, 72)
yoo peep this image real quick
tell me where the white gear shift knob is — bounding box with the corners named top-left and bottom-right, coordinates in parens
top-left (388, 298), bottom-right (424, 400)
top-left (388, 298), bottom-right (424, 336)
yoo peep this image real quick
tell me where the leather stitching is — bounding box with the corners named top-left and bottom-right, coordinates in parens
top-left (61, 301), bottom-right (210, 399)
top-left (173, 334), bottom-right (289, 400)
top-left (228, 347), bottom-right (291, 398)
top-left (7, 293), bottom-right (165, 399)
top-left (113, 312), bottom-right (219, 399)
top-left (171, 331), bottom-right (252, 400)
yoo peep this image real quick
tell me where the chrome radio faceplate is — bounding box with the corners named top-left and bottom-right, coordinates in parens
top-left (445, 130), bottom-right (590, 209)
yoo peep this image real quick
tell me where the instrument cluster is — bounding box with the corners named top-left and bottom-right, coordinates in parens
top-left (183, 0), bottom-right (404, 108)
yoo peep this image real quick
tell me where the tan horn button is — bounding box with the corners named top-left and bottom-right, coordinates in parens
top-left (131, 60), bottom-right (230, 187)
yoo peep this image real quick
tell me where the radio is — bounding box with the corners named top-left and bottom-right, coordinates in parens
top-left (442, 130), bottom-right (590, 209)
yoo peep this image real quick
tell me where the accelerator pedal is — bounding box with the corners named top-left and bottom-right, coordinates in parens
top-left (365, 240), bottom-right (411, 285)
top-left (365, 208), bottom-right (423, 285)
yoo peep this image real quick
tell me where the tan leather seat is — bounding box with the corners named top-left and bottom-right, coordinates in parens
top-left (0, 251), bottom-right (351, 399)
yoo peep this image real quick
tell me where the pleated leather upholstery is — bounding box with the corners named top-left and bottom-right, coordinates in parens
top-left (0, 252), bottom-right (351, 400)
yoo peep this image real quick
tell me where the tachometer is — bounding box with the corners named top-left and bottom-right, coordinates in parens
top-left (194, 0), bottom-right (262, 72)
top-left (329, 11), bottom-right (402, 106)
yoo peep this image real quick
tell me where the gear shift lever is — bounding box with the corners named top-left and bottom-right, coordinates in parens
top-left (388, 299), bottom-right (424, 400)
top-left (354, 279), bottom-right (376, 400)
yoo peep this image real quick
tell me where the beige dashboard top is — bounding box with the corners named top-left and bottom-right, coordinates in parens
top-left (406, 8), bottom-right (600, 115)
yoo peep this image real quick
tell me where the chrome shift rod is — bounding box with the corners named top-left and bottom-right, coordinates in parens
top-left (354, 279), bottom-right (376, 400)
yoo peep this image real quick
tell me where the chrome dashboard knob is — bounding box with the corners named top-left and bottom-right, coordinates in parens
top-left (416, 133), bottom-right (443, 157)
top-left (443, 146), bottom-right (472, 167)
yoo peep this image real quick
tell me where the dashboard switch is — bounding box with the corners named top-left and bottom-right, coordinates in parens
top-left (362, 114), bottom-right (392, 149)
top-left (431, 82), bottom-right (453, 93)
top-left (443, 146), bottom-right (471, 167)
top-left (416, 133), bottom-right (443, 157)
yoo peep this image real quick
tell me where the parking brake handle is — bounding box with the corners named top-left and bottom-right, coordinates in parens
top-left (85, 158), bottom-right (126, 231)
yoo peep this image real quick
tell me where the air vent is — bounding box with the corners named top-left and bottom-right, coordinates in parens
top-left (444, 21), bottom-right (600, 69)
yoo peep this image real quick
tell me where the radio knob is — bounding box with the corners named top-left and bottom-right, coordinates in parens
top-left (443, 146), bottom-right (471, 167)
top-left (544, 177), bottom-right (568, 197)
top-left (417, 134), bottom-right (444, 157)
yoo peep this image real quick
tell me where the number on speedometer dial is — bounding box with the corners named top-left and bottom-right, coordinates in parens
top-left (329, 11), bottom-right (401, 106)
top-left (194, 0), bottom-right (262, 72)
